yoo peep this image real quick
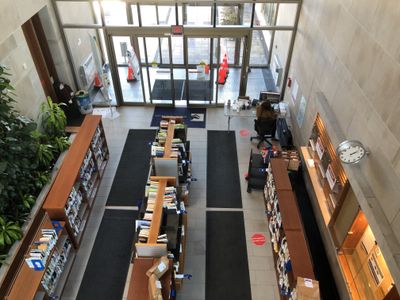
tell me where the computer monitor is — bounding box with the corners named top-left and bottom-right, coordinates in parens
top-left (259, 91), bottom-right (281, 104)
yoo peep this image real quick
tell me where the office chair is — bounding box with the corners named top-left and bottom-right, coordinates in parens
top-left (250, 117), bottom-right (277, 148)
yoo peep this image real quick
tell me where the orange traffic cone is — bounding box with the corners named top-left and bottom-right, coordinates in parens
top-left (217, 67), bottom-right (227, 85)
top-left (127, 63), bottom-right (135, 82)
top-left (94, 72), bottom-right (102, 88)
top-left (222, 53), bottom-right (229, 74)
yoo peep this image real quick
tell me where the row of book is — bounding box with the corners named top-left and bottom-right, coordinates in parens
top-left (65, 186), bottom-right (84, 237)
top-left (25, 228), bottom-right (58, 270)
top-left (41, 238), bottom-right (72, 295)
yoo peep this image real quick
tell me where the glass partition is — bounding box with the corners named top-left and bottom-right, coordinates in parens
top-left (102, 1), bottom-right (128, 25)
top-left (183, 4), bottom-right (212, 26)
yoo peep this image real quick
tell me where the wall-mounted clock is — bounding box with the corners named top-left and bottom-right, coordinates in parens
top-left (336, 140), bottom-right (369, 164)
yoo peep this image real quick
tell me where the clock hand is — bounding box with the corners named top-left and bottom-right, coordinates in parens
top-left (350, 151), bottom-right (357, 155)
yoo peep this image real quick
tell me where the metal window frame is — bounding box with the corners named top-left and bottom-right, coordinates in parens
top-left (52, 0), bottom-right (301, 106)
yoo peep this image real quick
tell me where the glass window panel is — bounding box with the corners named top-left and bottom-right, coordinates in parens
top-left (146, 37), bottom-right (161, 65)
top-left (138, 38), bottom-right (146, 64)
top-left (57, 1), bottom-right (98, 25)
top-left (92, 2), bottom-right (102, 25)
top-left (254, 3), bottom-right (277, 27)
top-left (158, 6), bottom-right (176, 25)
top-left (276, 3), bottom-right (298, 27)
top-left (112, 36), bottom-right (131, 65)
top-left (187, 38), bottom-right (210, 65)
top-left (131, 5), bottom-right (140, 25)
top-left (216, 4), bottom-right (252, 26)
top-left (171, 37), bottom-right (184, 65)
top-left (160, 38), bottom-right (170, 65)
top-left (102, 1), bottom-right (128, 25)
top-left (184, 5), bottom-right (212, 26)
top-left (270, 30), bottom-right (293, 91)
top-left (178, 5), bottom-right (183, 25)
top-left (140, 5), bottom-right (157, 26)
top-left (220, 37), bottom-right (235, 65)
top-left (249, 30), bottom-right (271, 65)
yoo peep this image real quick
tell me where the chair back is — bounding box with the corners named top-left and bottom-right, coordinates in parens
top-left (255, 117), bottom-right (277, 137)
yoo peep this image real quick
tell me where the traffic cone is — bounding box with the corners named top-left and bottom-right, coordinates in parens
top-left (94, 72), bottom-right (102, 88)
top-left (217, 66), bottom-right (227, 85)
top-left (222, 53), bottom-right (229, 74)
top-left (127, 63), bottom-right (136, 82)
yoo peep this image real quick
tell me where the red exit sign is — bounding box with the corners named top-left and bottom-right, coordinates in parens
top-left (171, 25), bottom-right (184, 36)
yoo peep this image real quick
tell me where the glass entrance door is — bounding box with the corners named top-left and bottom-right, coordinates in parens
top-left (110, 35), bottom-right (145, 104)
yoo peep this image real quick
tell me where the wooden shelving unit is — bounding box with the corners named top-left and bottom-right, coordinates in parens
top-left (5, 214), bottom-right (75, 300)
top-left (307, 114), bottom-right (349, 224)
top-left (265, 158), bottom-right (316, 299)
top-left (135, 176), bottom-right (176, 257)
top-left (43, 115), bottom-right (109, 249)
top-left (126, 257), bottom-right (173, 300)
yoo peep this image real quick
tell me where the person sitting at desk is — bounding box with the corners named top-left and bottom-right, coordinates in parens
top-left (256, 100), bottom-right (277, 119)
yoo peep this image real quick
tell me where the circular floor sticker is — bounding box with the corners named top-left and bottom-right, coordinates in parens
top-left (252, 233), bottom-right (266, 246)
top-left (239, 129), bottom-right (250, 137)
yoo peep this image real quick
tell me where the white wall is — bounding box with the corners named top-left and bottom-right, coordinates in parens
top-left (286, 0), bottom-right (400, 294)
top-left (0, 0), bottom-right (74, 120)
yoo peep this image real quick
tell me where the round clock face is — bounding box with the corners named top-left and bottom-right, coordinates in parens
top-left (337, 141), bottom-right (367, 164)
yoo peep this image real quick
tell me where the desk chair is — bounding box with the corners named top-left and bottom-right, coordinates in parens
top-left (250, 117), bottom-right (277, 148)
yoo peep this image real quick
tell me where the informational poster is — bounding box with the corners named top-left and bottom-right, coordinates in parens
top-left (296, 95), bottom-right (307, 128)
top-left (291, 79), bottom-right (299, 105)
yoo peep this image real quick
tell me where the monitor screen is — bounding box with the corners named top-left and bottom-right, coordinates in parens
top-left (259, 91), bottom-right (280, 104)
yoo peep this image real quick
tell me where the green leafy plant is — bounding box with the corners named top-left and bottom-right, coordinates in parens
top-left (40, 96), bottom-right (67, 138)
top-left (53, 136), bottom-right (70, 153)
top-left (37, 143), bottom-right (55, 167)
top-left (0, 217), bottom-right (22, 249)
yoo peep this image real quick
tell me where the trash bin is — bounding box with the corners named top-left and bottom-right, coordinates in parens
top-left (74, 90), bottom-right (93, 114)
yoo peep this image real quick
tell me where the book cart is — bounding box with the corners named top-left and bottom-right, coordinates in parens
top-left (264, 158), bottom-right (316, 299)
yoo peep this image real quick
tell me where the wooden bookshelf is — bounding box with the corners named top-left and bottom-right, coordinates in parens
top-left (135, 176), bottom-right (176, 257)
top-left (6, 214), bottom-right (66, 300)
top-left (126, 257), bottom-right (173, 300)
top-left (43, 115), bottom-right (109, 248)
top-left (265, 158), bottom-right (316, 299)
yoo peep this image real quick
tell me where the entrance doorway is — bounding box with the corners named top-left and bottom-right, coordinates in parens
top-left (108, 28), bottom-right (249, 106)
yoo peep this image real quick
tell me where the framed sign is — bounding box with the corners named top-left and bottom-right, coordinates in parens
top-left (326, 164), bottom-right (337, 190)
top-left (296, 95), bottom-right (307, 128)
top-left (316, 137), bottom-right (325, 160)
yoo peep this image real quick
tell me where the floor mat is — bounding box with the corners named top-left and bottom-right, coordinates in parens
top-left (151, 79), bottom-right (185, 100)
top-left (151, 107), bottom-right (207, 128)
top-left (290, 169), bottom-right (339, 300)
top-left (184, 80), bottom-right (212, 101)
top-left (106, 129), bottom-right (156, 206)
top-left (206, 211), bottom-right (252, 300)
top-left (76, 209), bottom-right (138, 300)
top-left (207, 131), bottom-right (242, 208)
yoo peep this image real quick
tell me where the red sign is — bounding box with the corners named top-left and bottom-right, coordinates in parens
top-left (239, 129), bottom-right (250, 137)
top-left (252, 233), bottom-right (266, 246)
top-left (171, 25), bottom-right (184, 36)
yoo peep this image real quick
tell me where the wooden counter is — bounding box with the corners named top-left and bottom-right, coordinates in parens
top-left (126, 258), bottom-right (172, 300)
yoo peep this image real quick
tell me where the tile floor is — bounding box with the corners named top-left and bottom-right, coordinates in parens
top-left (62, 106), bottom-right (279, 300)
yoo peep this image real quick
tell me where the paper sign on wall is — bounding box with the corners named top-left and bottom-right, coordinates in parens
top-left (296, 95), bottom-right (307, 128)
top-left (291, 79), bottom-right (299, 105)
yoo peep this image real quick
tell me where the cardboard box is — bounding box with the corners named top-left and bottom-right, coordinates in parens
top-left (148, 274), bottom-right (163, 300)
top-left (146, 256), bottom-right (169, 279)
top-left (296, 277), bottom-right (320, 300)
